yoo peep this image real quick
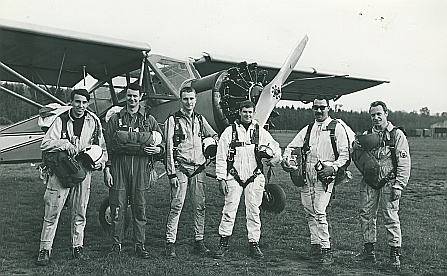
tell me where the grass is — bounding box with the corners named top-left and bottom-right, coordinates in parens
top-left (0, 135), bottom-right (446, 275)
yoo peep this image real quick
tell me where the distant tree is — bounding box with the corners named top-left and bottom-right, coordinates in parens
top-left (420, 106), bottom-right (430, 116)
top-left (441, 111), bottom-right (447, 117)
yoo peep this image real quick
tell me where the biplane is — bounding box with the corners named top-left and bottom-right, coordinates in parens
top-left (0, 19), bottom-right (388, 165)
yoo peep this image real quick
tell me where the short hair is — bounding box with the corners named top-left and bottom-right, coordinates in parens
top-left (180, 86), bottom-right (196, 97)
top-left (370, 101), bottom-right (388, 112)
top-left (127, 82), bottom-right (142, 94)
top-left (313, 95), bottom-right (329, 106)
top-left (71, 89), bottom-right (90, 101)
top-left (239, 100), bottom-right (255, 111)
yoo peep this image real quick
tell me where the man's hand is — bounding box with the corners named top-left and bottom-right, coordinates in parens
top-left (218, 179), bottom-right (229, 196)
top-left (318, 163), bottom-right (335, 178)
top-left (169, 177), bottom-right (179, 188)
top-left (143, 146), bottom-right (161, 155)
top-left (266, 156), bottom-right (281, 167)
top-left (103, 167), bottom-right (113, 188)
top-left (391, 188), bottom-right (402, 201)
top-left (281, 159), bottom-right (296, 172)
top-left (66, 144), bottom-right (78, 157)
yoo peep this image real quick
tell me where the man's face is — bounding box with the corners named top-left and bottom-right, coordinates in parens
top-left (370, 105), bottom-right (388, 130)
top-left (126, 88), bottom-right (141, 108)
top-left (71, 94), bottom-right (89, 118)
top-left (312, 99), bottom-right (329, 122)
top-left (180, 91), bottom-right (196, 112)
top-left (239, 106), bottom-right (254, 124)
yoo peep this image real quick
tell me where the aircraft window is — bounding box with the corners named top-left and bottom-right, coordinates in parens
top-left (155, 58), bottom-right (192, 91)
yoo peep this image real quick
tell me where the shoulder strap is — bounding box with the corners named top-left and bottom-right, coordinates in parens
top-left (251, 123), bottom-right (259, 145)
top-left (388, 127), bottom-right (399, 174)
top-left (327, 119), bottom-right (339, 159)
top-left (302, 123), bottom-right (313, 154)
top-left (172, 111), bottom-right (184, 147)
top-left (59, 111), bottom-right (70, 140)
top-left (194, 112), bottom-right (205, 138)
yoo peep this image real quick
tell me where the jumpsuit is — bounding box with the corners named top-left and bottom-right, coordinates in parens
top-left (215, 120), bottom-right (281, 243)
top-left (358, 121), bottom-right (411, 247)
top-left (283, 117), bottom-right (350, 249)
top-left (39, 110), bottom-right (107, 251)
top-left (164, 109), bottom-right (217, 243)
top-left (105, 107), bottom-right (164, 246)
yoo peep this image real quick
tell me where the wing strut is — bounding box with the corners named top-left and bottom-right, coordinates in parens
top-left (0, 85), bottom-right (43, 108)
top-left (0, 62), bottom-right (65, 105)
top-left (55, 49), bottom-right (66, 95)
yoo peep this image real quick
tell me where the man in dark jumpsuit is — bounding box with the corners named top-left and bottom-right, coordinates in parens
top-left (104, 83), bottom-right (164, 258)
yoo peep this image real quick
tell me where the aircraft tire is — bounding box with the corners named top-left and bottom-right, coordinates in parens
top-left (98, 196), bottom-right (131, 233)
top-left (261, 183), bottom-right (286, 214)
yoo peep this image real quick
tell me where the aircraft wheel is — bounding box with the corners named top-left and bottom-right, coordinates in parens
top-left (99, 196), bottom-right (131, 233)
top-left (261, 184), bottom-right (286, 214)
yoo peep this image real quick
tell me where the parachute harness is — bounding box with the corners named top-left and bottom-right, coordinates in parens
top-left (226, 122), bottom-right (263, 188)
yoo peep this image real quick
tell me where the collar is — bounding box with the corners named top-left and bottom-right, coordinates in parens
top-left (234, 119), bottom-right (258, 130)
top-left (179, 108), bottom-right (195, 118)
top-left (314, 116), bottom-right (332, 126)
top-left (120, 105), bottom-right (146, 117)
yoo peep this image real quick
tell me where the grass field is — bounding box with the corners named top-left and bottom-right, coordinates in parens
top-left (0, 135), bottom-right (446, 275)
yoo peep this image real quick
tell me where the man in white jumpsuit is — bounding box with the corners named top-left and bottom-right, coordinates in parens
top-left (282, 96), bottom-right (351, 265)
top-left (213, 100), bottom-right (281, 259)
top-left (36, 89), bottom-right (107, 266)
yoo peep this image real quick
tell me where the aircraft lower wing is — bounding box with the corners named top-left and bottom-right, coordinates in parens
top-left (193, 53), bottom-right (389, 103)
top-left (0, 19), bottom-right (150, 87)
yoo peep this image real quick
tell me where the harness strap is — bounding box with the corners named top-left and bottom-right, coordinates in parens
top-left (300, 123), bottom-right (313, 185)
top-left (226, 123), bottom-right (263, 188)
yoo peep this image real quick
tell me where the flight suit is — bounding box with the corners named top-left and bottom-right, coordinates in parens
top-left (215, 120), bottom-right (281, 243)
top-left (39, 110), bottom-right (107, 251)
top-left (164, 110), bottom-right (217, 243)
top-left (283, 117), bottom-right (350, 249)
top-left (359, 121), bottom-right (411, 247)
top-left (105, 107), bottom-right (164, 246)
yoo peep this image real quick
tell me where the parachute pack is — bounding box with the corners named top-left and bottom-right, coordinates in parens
top-left (111, 112), bottom-right (161, 156)
top-left (41, 110), bottom-right (96, 188)
top-left (352, 126), bottom-right (405, 190)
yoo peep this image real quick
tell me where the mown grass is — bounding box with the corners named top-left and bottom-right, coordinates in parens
top-left (0, 136), bottom-right (445, 275)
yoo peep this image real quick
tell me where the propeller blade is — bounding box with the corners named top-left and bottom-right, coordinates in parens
top-left (253, 35), bottom-right (309, 127)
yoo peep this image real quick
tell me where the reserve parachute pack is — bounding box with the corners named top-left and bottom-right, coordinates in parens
top-left (352, 126), bottom-right (404, 190)
top-left (41, 111), bottom-right (99, 188)
top-left (111, 111), bottom-right (161, 156)
top-left (290, 119), bottom-right (352, 187)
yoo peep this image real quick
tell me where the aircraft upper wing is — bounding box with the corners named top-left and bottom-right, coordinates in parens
top-left (193, 53), bottom-right (389, 103)
top-left (0, 19), bottom-right (150, 87)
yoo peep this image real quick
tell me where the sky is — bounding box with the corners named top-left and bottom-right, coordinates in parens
top-left (1, 0), bottom-right (446, 114)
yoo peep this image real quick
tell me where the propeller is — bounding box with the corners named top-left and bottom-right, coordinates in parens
top-left (253, 35), bottom-right (309, 127)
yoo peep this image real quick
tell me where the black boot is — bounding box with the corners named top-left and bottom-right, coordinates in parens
top-left (321, 248), bottom-right (333, 265)
top-left (390, 246), bottom-right (401, 268)
top-left (355, 243), bottom-right (376, 263)
top-left (194, 240), bottom-right (211, 255)
top-left (304, 244), bottom-right (321, 260)
top-left (248, 242), bottom-right (264, 259)
top-left (213, 236), bottom-right (229, 259)
top-left (165, 242), bottom-right (176, 258)
top-left (135, 244), bottom-right (150, 259)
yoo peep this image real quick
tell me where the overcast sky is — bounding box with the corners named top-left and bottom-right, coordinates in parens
top-left (1, 0), bottom-right (446, 114)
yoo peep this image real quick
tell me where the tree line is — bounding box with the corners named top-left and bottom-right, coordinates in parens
top-left (271, 106), bottom-right (445, 135)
